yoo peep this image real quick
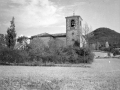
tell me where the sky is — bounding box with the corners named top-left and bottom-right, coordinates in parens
top-left (0, 0), bottom-right (120, 37)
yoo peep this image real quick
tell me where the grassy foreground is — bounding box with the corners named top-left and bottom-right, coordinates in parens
top-left (0, 58), bottom-right (120, 90)
top-left (0, 75), bottom-right (120, 90)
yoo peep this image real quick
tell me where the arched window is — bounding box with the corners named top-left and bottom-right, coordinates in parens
top-left (71, 19), bottom-right (75, 27)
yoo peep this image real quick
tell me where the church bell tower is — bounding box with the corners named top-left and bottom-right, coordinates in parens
top-left (66, 15), bottom-right (82, 46)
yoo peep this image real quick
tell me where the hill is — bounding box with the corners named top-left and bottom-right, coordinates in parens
top-left (88, 27), bottom-right (120, 48)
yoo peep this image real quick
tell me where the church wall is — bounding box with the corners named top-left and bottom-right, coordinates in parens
top-left (30, 36), bottom-right (66, 48)
top-left (31, 37), bottom-right (51, 47)
top-left (66, 16), bottom-right (82, 46)
top-left (54, 37), bottom-right (66, 47)
top-left (40, 37), bottom-right (51, 46)
top-left (30, 15), bottom-right (83, 48)
top-left (66, 30), bottom-right (79, 45)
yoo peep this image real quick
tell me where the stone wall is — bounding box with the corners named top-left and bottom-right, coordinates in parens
top-left (54, 37), bottom-right (66, 47)
top-left (30, 36), bottom-right (66, 48)
top-left (66, 16), bottom-right (82, 46)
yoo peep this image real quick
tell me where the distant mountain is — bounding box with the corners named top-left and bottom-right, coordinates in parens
top-left (88, 27), bottom-right (120, 47)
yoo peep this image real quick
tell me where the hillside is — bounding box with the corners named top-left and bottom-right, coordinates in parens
top-left (88, 27), bottom-right (120, 47)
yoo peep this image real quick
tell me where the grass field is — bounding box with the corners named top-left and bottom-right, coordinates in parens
top-left (0, 58), bottom-right (120, 90)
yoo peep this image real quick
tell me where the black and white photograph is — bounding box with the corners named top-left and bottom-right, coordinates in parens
top-left (0, 0), bottom-right (120, 90)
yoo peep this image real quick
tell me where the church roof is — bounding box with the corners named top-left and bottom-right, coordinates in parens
top-left (51, 33), bottom-right (66, 37)
top-left (31, 33), bottom-right (52, 39)
top-left (31, 33), bottom-right (66, 39)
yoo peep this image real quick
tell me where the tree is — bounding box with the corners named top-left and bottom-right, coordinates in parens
top-left (82, 22), bottom-right (94, 48)
top-left (105, 41), bottom-right (109, 48)
top-left (28, 38), bottom-right (46, 61)
top-left (96, 42), bottom-right (101, 50)
top-left (17, 36), bottom-right (28, 43)
top-left (5, 17), bottom-right (16, 48)
top-left (82, 23), bottom-right (94, 63)
top-left (15, 36), bottom-right (30, 50)
top-left (0, 34), bottom-right (6, 47)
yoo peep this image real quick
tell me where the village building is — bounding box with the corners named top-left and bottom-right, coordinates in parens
top-left (30, 15), bottom-right (85, 48)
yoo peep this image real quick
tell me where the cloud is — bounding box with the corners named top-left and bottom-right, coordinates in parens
top-left (60, 1), bottom-right (87, 16)
top-left (0, 0), bottom-right (85, 29)
top-left (8, 0), bottom-right (64, 28)
top-left (11, 0), bottom-right (26, 5)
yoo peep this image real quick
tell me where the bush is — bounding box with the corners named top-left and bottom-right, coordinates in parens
top-left (68, 47), bottom-right (94, 63)
top-left (35, 46), bottom-right (94, 64)
top-left (112, 49), bottom-right (120, 56)
top-left (27, 38), bottom-right (94, 64)
top-left (0, 45), bottom-right (94, 65)
top-left (0, 46), bottom-right (29, 64)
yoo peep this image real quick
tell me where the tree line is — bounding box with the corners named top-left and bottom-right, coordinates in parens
top-left (0, 17), bottom-right (94, 65)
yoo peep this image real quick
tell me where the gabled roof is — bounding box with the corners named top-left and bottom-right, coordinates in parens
top-left (31, 33), bottom-right (66, 39)
top-left (31, 33), bottom-right (52, 39)
top-left (51, 33), bottom-right (66, 37)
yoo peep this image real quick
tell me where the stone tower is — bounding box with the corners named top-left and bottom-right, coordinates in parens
top-left (66, 15), bottom-right (82, 46)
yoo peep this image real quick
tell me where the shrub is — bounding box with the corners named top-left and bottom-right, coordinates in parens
top-left (0, 46), bottom-right (29, 64)
top-left (0, 45), bottom-right (94, 65)
top-left (41, 46), bottom-right (94, 64)
top-left (112, 49), bottom-right (120, 56)
top-left (68, 47), bottom-right (94, 63)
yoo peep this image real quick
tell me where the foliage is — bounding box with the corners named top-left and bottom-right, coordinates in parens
top-left (15, 36), bottom-right (30, 50)
top-left (17, 36), bottom-right (28, 43)
top-left (0, 37), bottom-right (94, 65)
top-left (0, 46), bottom-right (29, 64)
top-left (0, 34), bottom-right (5, 47)
top-left (73, 47), bottom-right (94, 63)
top-left (112, 48), bottom-right (120, 56)
top-left (88, 27), bottom-right (120, 49)
top-left (5, 17), bottom-right (16, 49)
top-left (74, 41), bottom-right (80, 47)
top-left (27, 41), bottom-right (94, 64)
top-left (82, 22), bottom-right (93, 46)
top-left (28, 38), bottom-right (46, 61)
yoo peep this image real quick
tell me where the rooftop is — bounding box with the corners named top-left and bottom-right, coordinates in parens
top-left (31, 33), bottom-right (66, 39)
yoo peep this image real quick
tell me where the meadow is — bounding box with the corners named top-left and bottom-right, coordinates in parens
top-left (0, 58), bottom-right (120, 90)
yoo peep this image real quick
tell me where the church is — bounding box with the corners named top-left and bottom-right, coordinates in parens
top-left (30, 15), bottom-right (86, 48)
